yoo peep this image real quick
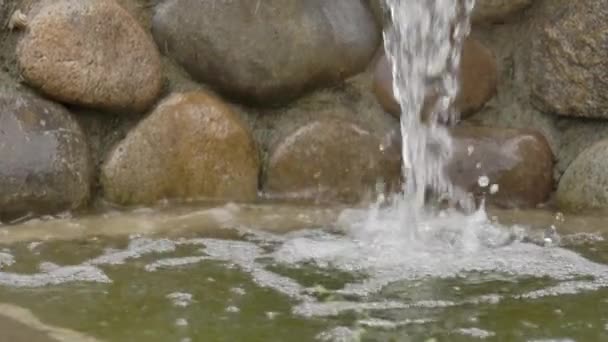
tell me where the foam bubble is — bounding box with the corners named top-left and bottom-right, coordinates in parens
top-left (456, 327), bottom-right (495, 339)
top-left (175, 318), bottom-right (188, 327)
top-left (87, 238), bottom-right (176, 266)
top-left (167, 292), bottom-right (194, 308)
top-left (145, 256), bottom-right (209, 272)
top-left (316, 326), bottom-right (362, 342)
top-left (0, 265), bottom-right (111, 288)
top-left (0, 252), bottom-right (14, 269)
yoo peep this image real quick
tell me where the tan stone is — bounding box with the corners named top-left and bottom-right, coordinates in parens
top-left (101, 91), bottom-right (260, 205)
top-left (16, 0), bottom-right (162, 113)
top-left (373, 38), bottom-right (497, 118)
top-left (263, 117), bottom-right (401, 204)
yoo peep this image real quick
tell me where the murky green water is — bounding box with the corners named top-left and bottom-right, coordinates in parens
top-left (1, 203), bottom-right (608, 341)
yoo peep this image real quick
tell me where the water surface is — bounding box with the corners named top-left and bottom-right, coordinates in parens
top-left (1, 203), bottom-right (608, 341)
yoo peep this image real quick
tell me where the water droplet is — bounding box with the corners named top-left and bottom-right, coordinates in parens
top-left (477, 176), bottom-right (489, 188)
top-left (467, 145), bottom-right (474, 156)
top-left (27, 241), bottom-right (42, 251)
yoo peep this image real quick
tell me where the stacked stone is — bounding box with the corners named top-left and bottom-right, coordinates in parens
top-left (0, 0), bottom-right (605, 220)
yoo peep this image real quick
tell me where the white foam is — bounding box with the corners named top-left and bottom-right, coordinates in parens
top-left (175, 318), bottom-right (188, 327)
top-left (316, 326), bottom-right (362, 342)
top-left (167, 292), bottom-right (194, 308)
top-left (225, 305), bottom-right (240, 313)
top-left (456, 327), bottom-right (496, 339)
top-left (87, 238), bottom-right (176, 266)
top-left (230, 287), bottom-right (246, 296)
top-left (0, 265), bottom-right (110, 288)
top-left (0, 252), bottom-right (14, 269)
top-left (357, 318), bottom-right (435, 329)
top-left (145, 256), bottom-right (209, 272)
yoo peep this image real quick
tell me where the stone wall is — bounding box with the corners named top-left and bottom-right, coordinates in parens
top-left (0, 0), bottom-right (605, 220)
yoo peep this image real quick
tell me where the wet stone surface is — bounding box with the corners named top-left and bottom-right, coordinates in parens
top-left (16, 0), bottom-right (163, 113)
top-left (0, 89), bottom-right (91, 221)
top-left (101, 91), bottom-right (260, 206)
top-left (263, 116), bottom-right (401, 204)
top-left (152, 0), bottom-right (380, 105)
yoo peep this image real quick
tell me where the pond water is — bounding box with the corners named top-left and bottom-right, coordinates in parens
top-left (1, 202), bottom-right (608, 341)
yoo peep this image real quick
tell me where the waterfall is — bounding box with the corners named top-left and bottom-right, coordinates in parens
top-left (382, 0), bottom-right (476, 214)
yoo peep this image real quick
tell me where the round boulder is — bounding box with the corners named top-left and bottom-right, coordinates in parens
top-left (0, 90), bottom-right (91, 220)
top-left (374, 38), bottom-right (497, 118)
top-left (152, 0), bottom-right (380, 105)
top-left (556, 139), bottom-right (608, 212)
top-left (446, 126), bottom-right (553, 208)
top-left (530, 0), bottom-right (608, 118)
top-left (16, 0), bottom-right (162, 113)
top-left (101, 91), bottom-right (260, 206)
top-left (263, 118), bottom-right (401, 203)
top-left (472, 0), bottom-right (534, 23)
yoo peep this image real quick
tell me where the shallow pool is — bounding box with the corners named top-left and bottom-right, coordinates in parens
top-left (1, 203), bottom-right (608, 341)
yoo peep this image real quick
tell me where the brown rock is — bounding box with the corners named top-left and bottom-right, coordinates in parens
top-left (446, 126), bottom-right (554, 208)
top-left (373, 38), bottom-right (498, 118)
top-left (0, 88), bottom-right (91, 220)
top-left (16, 0), bottom-right (162, 113)
top-left (101, 91), bottom-right (260, 206)
top-left (263, 117), bottom-right (401, 204)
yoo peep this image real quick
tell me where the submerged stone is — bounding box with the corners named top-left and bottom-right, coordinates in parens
top-left (101, 91), bottom-right (260, 206)
top-left (263, 117), bottom-right (401, 204)
top-left (16, 0), bottom-right (162, 113)
top-left (373, 38), bottom-right (497, 118)
top-left (152, 0), bottom-right (379, 105)
top-left (447, 126), bottom-right (554, 208)
top-left (0, 89), bottom-right (91, 220)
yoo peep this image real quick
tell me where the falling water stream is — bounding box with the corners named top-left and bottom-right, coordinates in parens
top-left (3, 1), bottom-right (608, 341)
top-left (384, 0), bottom-right (475, 213)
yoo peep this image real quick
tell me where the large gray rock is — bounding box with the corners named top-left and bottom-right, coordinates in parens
top-left (152, 0), bottom-right (380, 105)
top-left (16, 0), bottom-right (162, 113)
top-left (0, 89), bottom-right (91, 220)
top-left (101, 91), bottom-right (260, 206)
top-left (529, 0), bottom-right (608, 118)
top-left (557, 139), bottom-right (608, 212)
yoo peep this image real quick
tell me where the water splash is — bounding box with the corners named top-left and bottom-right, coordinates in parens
top-left (383, 0), bottom-right (475, 212)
